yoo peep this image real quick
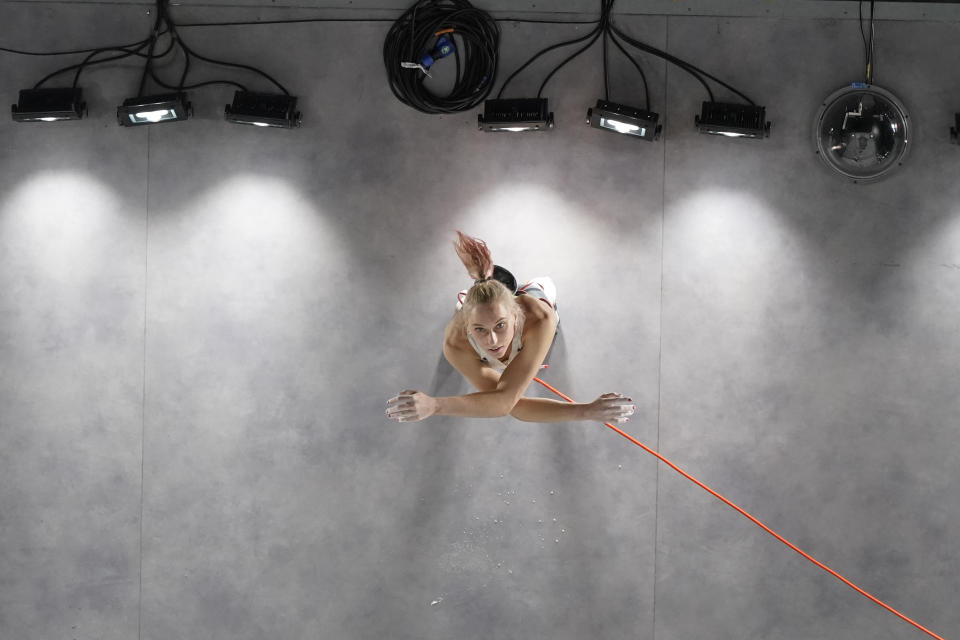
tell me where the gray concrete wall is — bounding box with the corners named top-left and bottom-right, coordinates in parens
top-left (1, 3), bottom-right (957, 639)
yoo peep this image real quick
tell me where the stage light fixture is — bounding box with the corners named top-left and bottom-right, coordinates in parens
top-left (224, 91), bottom-right (301, 128)
top-left (587, 99), bottom-right (660, 141)
top-left (478, 98), bottom-right (554, 132)
top-left (695, 101), bottom-right (770, 139)
top-left (117, 92), bottom-right (191, 127)
top-left (11, 88), bottom-right (86, 122)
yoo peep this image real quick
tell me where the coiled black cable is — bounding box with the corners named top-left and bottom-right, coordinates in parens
top-left (383, 0), bottom-right (499, 114)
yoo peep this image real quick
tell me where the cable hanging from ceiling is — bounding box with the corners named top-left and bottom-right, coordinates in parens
top-left (860, 0), bottom-right (876, 85)
top-left (382, 0), bottom-right (500, 114)
top-left (479, 0), bottom-right (770, 139)
top-left (10, 0), bottom-right (301, 128)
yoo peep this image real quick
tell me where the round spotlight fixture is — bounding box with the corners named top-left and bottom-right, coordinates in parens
top-left (813, 84), bottom-right (910, 183)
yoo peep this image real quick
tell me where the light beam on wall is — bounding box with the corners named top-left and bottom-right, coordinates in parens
top-left (667, 189), bottom-right (816, 326)
top-left (458, 183), bottom-right (620, 282)
top-left (0, 171), bottom-right (122, 283)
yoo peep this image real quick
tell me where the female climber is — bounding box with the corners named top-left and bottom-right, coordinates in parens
top-left (385, 231), bottom-right (636, 425)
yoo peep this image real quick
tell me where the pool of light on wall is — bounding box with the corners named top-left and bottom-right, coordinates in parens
top-left (0, 171), bottom-right (123, 284)
top-left (156, 175), bottom-right (348, 323)
top-left (667, 188), bottom-right (818, 324)
top-left (459, 184), bottom-right (618, 276)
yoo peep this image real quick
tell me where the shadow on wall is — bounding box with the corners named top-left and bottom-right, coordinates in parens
top-left (531, 330), bottom-right (618, 627)
top-left (349, 345), bottom-right (473, 635)
top-left (405, 346), bottom-right (468, 524)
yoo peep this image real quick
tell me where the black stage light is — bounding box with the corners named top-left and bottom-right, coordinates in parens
top-left (695, 101), bottom-right (770, 138)
top-left (117, 92), bottom-right (191, 126)
top-left (587, 99), bottom-right (661, 141)
top-left (478, 98), bottom-right (554, 132)
top-left (12, 88), bottom-right (86, 122)
top-left (224, 91), bottom-right (301, 128)
top-left (952, 113), bottom-right (960, 144)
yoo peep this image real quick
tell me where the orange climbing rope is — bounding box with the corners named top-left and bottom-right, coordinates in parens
top-left (531, 375), bottom-right (946, 640)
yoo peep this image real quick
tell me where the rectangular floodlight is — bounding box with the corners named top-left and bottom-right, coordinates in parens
top-left (695, 101), bottom-right (770, 139)
top-left (224, 91), bottom-right (301, 128)
top-left (12, 88), bottom-right (85, 122)
top-left (587, 99), bottom-right (660, 141)
top-left (117, 92), bottom-right (191, 126)
top-left (478, 98), bottom-right (554, 132)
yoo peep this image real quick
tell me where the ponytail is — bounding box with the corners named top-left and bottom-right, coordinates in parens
top-left (453, 231), bottom-right (523, 328)
top-left (453, 231), bottom-right (494, 282)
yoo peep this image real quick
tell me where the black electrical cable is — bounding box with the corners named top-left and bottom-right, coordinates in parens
top-left (0, 37), bottom-right (157, 57)
top-left (857, 0), bottom-right (870, 82)
top-left (532, 0), bottom-right (613, 98)
top-left (603, 27), bottom-right (610, 102)
top-left (71, 43), bottom-right (159, 90)
top-left (610, 22), bottom-right (758, 105)
top-left (23, 0), bottom-right (290, 101)
top-left (595, 0), bottom-right (651, 109)
top-left (496, 18), bottom-right (604, 99)
top-left (495, 0), bottom-right (647, 106)
top-left (179, 79), bottom-right (248, 91)
top-left (872, 3), bottom-right (877, 74)
top-left (136, 0), bottom-right (168, 96)
top-left (498, 17), bottom-right (601, 25)
top-left (161, 0), bottom-right (290, 95)
top-left (178, 44), bottom-right (192, 91)
top-left (32, 35), bottom-right (170, 89)
top-left (607, 29), bottom-right (649, 111)
top-left (176, 36), bottom-right (289, 94)
top-left (601, 0), bottom-right (613, 102)
top-left (495, 0), bottom-right (756, 112)
top-left (609, 23), bottom-right (716, 102)
top-left (177, 17), bottom-right (392, 27)
top-left (383, 0), bottom-right (500, 114)
top-left (36, 46), bottom-right (144, 89)
top-left (111, 0), bottom-right (290, 97)
top-left (79, 33), bottom-right (179, 89)
top-left (174, 16), bottom-right (597, 28)
top-left (147, 65), bottom-right (247, 92)
top-left (860, 0), bottom-right (876, 83)
top-left (535, 27), bottom-right (604, 98)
